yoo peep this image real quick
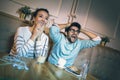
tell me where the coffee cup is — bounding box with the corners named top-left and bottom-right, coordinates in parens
top-left (58, 58), bottom-right (66, 69)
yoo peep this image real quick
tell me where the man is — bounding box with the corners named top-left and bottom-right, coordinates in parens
top-left (48, 22), bottom-right (101, 69)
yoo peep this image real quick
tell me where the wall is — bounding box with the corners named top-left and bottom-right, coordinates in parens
top-left (73, 0), bottom-right (120, 51)
top-left (0, 0), bottom-right (120, 51)
top-left (81, 0), bottom-right (120, 51)
top-left (0, 11), bottom-right (22, 52)
top-left (0, 0), bottom-right (71, 23)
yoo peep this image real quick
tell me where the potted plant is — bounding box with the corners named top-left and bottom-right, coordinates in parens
top-left (101, 36), bottom-right (110, 46)
top-left (17, 6), bottom-right (31, 20)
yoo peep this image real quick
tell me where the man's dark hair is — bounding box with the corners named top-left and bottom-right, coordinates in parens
top-left (65, 22), bottom-right (81, 32)
top-left (31, 8), bottom-right (49, 20)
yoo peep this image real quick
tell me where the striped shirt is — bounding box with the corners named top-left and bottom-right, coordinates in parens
top-left (48, 25), bottom-right (101, 67)
top-left (10, 26), bottom-right (49, 58)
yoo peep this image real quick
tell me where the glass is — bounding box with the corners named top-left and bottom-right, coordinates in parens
top-left (65, 59), bottom-right (89, 80)
top-left (78, 60), bottom-right (89, 80)
top-left (35, 48), bottom-right (48, 64)
top-left (69, 29), bottom-right (80, 34)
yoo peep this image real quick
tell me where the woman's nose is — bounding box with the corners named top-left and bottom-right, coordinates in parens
top-left (41, 18), bottom-right (44, 22)
top-left (42, 18), bottom-right (46, 22)
top-left (42, 18), bottom-right (48, 24)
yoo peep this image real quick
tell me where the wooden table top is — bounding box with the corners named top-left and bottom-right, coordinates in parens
top-left (0, 52), bottom-right (98, 80)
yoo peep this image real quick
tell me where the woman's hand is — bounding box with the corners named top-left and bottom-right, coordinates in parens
top-left (30, 21), bottom-right (45, 41)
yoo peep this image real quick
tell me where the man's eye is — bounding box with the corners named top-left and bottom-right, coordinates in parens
top-left (70, 29), bottom-right (75, 32)
top-left (39, 16), bottom-right (42, 18)
top-left (71, 29), bottom-right (74, 32)
top-left (77, 30), bottom-right (80, 33)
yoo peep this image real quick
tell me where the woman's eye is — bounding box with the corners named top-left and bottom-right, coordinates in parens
top-left (46, 17), bottom-right (48, 20)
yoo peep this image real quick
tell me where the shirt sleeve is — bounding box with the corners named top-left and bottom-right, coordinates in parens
top-left (11, 27), bottom-right (35, 57)
top-left (49, 25), bottom-right (62, 43)
top-left (80, 38), bottom-right (101, 49)
top-left (92, 36), bottom-right (101, 41)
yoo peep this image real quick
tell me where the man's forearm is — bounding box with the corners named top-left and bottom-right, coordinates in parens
top-left (80, 29), bottom-right (97, 39)
top-left (58, 23), bottom-right (70, 30)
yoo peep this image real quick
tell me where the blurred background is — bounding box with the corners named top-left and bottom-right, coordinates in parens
top-left (0, 0), bottom-right (120, 52)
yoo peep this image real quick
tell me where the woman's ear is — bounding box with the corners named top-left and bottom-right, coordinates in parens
top-left (33, 17), bottom-right (35, 22)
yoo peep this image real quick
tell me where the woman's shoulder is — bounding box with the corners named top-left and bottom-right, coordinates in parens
top-left (17, 26), bottom-right (29, 30)
top-left (41, 33), bottom-right (49, 40)
top-left (42, 33), bottom-right (48, 37)
top-left (16, 26), bottom-right (29, 32)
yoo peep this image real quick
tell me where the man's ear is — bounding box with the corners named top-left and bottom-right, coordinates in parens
top-left (60, 31), bottom-right (67, 36)
top-left (65, 27), bottom-right (69, 32)
top-left (65, 31), bottom-right (67, 36)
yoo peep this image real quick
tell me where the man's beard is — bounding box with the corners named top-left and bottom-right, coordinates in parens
top-left (67, 36), bottom-right (78, 43)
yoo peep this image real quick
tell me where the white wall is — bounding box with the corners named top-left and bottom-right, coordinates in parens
top-left (0, 0), bottom-right (120, 51)
top-left (74, 0), bottom-right (120, 51)
top-left (0, 0), bottom-right (72, 23)
top-left (0, 0), bottom-right (21, 17)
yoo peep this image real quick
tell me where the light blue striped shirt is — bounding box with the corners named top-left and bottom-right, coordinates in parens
top-left (48, 25), bottom-right (101, 67)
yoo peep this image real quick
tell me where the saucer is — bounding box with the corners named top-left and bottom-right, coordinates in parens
top-left (56, 64), bottom-right (65, 69)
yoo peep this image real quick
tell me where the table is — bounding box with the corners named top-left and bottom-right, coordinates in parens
top-left (0, 52), bottom-right (98, 80)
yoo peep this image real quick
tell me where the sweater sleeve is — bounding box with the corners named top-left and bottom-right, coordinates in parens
top-left (79, 38), bottom-right (101, 49)
top-left (10, 27), bottom-right (35, 57)
top-left (49, 25), bottom-right (62, 43)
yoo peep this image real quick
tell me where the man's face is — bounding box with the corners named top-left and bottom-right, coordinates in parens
top-left (67, 26), bottom-right (80, 43)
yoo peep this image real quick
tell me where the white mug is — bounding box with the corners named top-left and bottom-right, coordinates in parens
top-left (58, 58), bottom-right (66, 68)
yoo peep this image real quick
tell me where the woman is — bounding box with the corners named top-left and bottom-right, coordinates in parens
top-left (10, 8), bottom-right (49, 58)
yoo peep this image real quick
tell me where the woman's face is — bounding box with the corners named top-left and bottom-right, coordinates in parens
top-left (34, 10), bottom-right (49, 25)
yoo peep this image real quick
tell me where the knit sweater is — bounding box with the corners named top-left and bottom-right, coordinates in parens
top-left (10, 26), bottom-right (49, 58)
top-left (48, 25), bottom-right (101, 67)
